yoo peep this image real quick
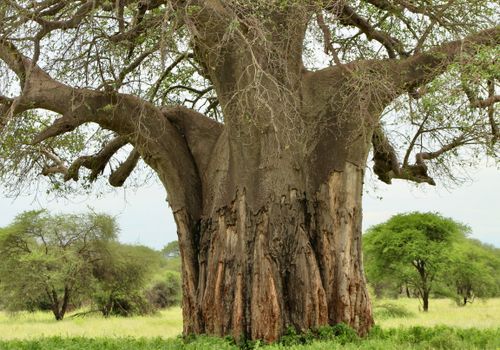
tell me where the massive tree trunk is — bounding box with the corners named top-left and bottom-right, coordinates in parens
top-left (169, 10), bottom-right (386, 340)
top-left (176, 163), bottom-right (374, 342)
top-left (172, 61), bottom-right (380, 339)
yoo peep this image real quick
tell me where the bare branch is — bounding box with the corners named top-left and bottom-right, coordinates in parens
top-left (315, 11), bottom-right (352, 73)
top-left (109, 149), bottom-right (140, 187)
top-left (372, 126), bottom-right (435, 185)
top-left (40, 148), bottom-right (69, 177)
top-left (149, 53), bottom-right (193, 101)
top-left (65, 135), bottom-right (130, 182)
top-left (332, 4), bottom-right (408, 58)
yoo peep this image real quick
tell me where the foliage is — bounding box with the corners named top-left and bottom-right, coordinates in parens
top-left (92, 243), bottom-right (164, 317)
top-left (364, 212), bottom-right (500, 308)
top-left (146, 271), bottom-right (182, 309)
top-left (0, 210), bottom-right (173, 319)
top-left (363, 212), bottom-right (468, 310)
top-left (444, 239), bottom-right (500, 305)
top-left (0, 210), bottom-right (117, 320)
top-left (162, 241), bottom-right (180, 258)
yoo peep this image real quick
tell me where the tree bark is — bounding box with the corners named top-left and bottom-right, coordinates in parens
top-left (422, 290), bottom-right (429, 312)
top-left (177, 157), bottom-right (373, 342)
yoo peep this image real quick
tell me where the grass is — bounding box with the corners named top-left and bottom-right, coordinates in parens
top-left (0, 298), bottom-right (499, 349)
top-left (0, 327), bottom-right (498, 350)
top-left (374, 297), bottom-right (500, 329)
top-left (0, 308), bottom-right (182, 340)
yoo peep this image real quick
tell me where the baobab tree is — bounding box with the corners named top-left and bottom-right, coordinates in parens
top-left (0, 0), bottom-right (498, 342)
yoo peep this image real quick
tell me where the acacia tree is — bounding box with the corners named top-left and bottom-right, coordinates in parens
top-left (446, 239), bottom-right (500, 305)
top-left (0, 210), bottom-right (117, 320)
top-left (0, 0), bottom-right (498, 341)
top-left (363, 212), bottom-right (467, 312)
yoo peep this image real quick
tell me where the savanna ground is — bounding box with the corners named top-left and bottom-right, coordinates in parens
top-left (0, 298), bottom-right (499, 349)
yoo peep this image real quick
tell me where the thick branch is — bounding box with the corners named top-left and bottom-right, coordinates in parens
top-left (395, 27), bottom-right (500, 91)
top-left (0, 38), bottom-right (203, 217)
top-left (0, 39), bottom-right (27, 84)
top-left (372, 126), bottom-right (435, 185)
top-left (65, 135), bottom-right (130, 182)
top-left (109, 149), bottom-right (140, 187)
top-left (333, 4), bottom-right (408, 58)
top-left (162, 105), bottom-right (223, 177)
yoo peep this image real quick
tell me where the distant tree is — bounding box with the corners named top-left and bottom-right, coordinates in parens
top-left (92, 243), bottom-right (162, 317)
top-left (0, 210), bottom-right (116, 320)
top-left (446, 239), bottom-right (500, 305)
top-left (162, 241), bottom-right (180, 258)
top-left (363, 212), bottom-right (467, 311)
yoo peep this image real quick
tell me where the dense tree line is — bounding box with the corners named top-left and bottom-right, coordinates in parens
top-left (0, 210), bottom-right (181, 320)
top-left (363, 212), bottom-right (500, 311)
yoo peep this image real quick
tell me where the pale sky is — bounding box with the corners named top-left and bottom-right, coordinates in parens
top-left (0, 166), bottom-right (498, 249)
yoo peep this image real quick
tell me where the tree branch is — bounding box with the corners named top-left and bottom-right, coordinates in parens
top-left (332, 3), bottom-right (408, 58)
top-left (65, 135), bottom-right (130, 182)
top-left (372, 124), bottom-right (476, 186)
top-left (372, 126), bottom-right (435, 185)
top-left (0, 37), bottom-right (203, 217)
top-left (162, 105), bottom-right (223, 177)
top-left (109, 148), bottom-right (140, 187)
top-left (395, 27), bottom-right (500, 92)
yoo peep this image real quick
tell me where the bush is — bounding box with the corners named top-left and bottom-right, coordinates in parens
top-left (94, 291), bottom-right (153, 317)
top-left (146, 271), bottom-right (181, 309)
top-left (373, 303), bottom-right (415, 319)
top-left (277, 323), bottom-right (358, 347)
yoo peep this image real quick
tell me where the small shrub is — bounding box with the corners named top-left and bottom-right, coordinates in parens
top-left (146, 272), bottom-right (181, 309)
top-left (373, 302), bottom-right (415, 319)
top-left (94, 292), bottom-right (153, 317)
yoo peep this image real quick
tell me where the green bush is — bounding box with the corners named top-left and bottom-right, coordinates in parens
top-left (146, 271), bottom-right (181, 309)
top-left (94, 291), bottom-right (154, 317)
top-left (373, 303), bottom-right (415, 319)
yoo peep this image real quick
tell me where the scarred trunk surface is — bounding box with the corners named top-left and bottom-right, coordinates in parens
top-left (175, 161), bottom-right (373, 342)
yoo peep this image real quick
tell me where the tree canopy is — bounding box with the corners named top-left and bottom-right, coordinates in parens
top-left (0, 210), bottom-right (117, 320)
top-left (0, 210), bottom-right (182, 319)
top-left (445, 238), bottom-right (500, 305)
top-left (0, 1), bottom-right (498, 198)
top-left (363, 212), bottom-right (468, 311)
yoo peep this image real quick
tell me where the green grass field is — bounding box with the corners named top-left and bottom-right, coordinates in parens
top-left (0, 308), bottom-right (183, 340)
top-left (0, 298), bottom-right (499, 349)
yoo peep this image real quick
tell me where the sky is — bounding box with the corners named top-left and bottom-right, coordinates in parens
top-left (0, 165), bottom-right (498, 249)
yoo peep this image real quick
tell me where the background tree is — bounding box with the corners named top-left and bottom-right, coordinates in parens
top-left (0, 210), bottom-right (116, 320)
top-left (0, 0), bottom-right (499, 340)
top-left (363, 212), bottom-right (467, 312)
top-left (445, 239), bottom-right (500, 305)
top-left (162, 241), bottom-right (180, 259)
